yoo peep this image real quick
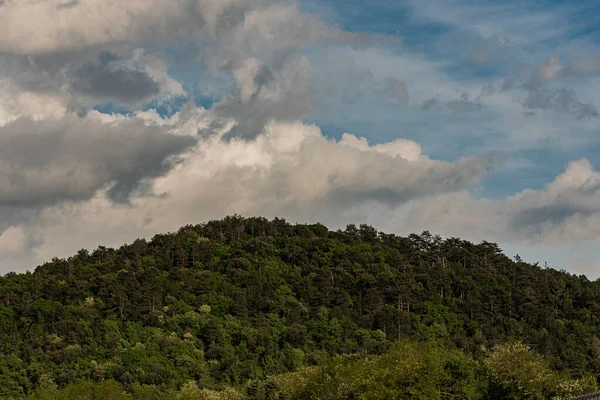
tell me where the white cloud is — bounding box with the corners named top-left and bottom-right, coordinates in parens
top-left (0, 226), bottom-right (26, 255)
top-left (0, 82), bottom-right (68, 126)
top-left (0, 0), bottom-right (185, 54)
top-left (395, 159), bottom-right (600, 245)
top-left (339, 133), bottom-right (422, 161)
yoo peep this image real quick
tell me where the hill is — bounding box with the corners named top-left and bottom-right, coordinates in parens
top-left (2, 216), bottom-right (600, 399)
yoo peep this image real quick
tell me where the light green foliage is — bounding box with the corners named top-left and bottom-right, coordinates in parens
top-left (293, 341), bottom-right (484, 400)
top-left (198, 305), bottom-right (212, 314)
top-left (19, 339), bottom-right (600, 400)
top-left (485, 341), bottom-right (554, 399)
top-left (165, 381), bottom-right (244, 400)
top-left (484, 341), bottom-right (599, 399)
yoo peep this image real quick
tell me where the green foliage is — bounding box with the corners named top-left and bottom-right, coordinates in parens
top-left (291, 341), bottom-right (484, 399)
top-left (484, 341), bottom-right (598, 399)
top-left (28, 380), bottom-right (132, 400)
top-left (1, 216), bottom-right (600, 399)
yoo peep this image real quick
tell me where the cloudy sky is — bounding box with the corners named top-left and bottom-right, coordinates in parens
top-left (0, 0), bottom-right (599, 277)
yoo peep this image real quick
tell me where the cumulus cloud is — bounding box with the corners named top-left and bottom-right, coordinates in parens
top-left (0, 82), bottom-right (68, 126)
top-left (201, 3), bottom-right (364, 138)
top-left (0, 0), bottom-right (361, 134)
top-left (0, 115), bottom-right (494, 268)
top-left (506, 159), bottom-right (600, 241)
top-left (399, 159), bottom-right (600, 245)
top-left (145, 119), bottom-right (495, 219)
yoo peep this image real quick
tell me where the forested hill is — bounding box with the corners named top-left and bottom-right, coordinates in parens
top-left (2, 216), bottom-right (600, 398)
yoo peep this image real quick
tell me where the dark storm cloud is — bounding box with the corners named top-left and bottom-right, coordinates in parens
top-left (215, 59), bottom-right (317, 140)
top-left (0, 115), bottom-right (197, 206)
top-left (0, 49), bottom-right (162, 110)
top-left (71, 53), bottom-right (160, 106)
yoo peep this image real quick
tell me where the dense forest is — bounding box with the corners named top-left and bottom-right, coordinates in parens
top-left (2, 216), bottom-right (600, 399)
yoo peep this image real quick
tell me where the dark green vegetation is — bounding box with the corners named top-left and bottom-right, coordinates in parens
top-left (2, 216), bottom-right (600, 399)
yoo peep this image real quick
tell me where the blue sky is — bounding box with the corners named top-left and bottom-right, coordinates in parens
top-left (317, 0), bottom-right (583, 197)
top-left (0, 0), bottom-right (599, 277)
top-left (132, 0), bottom-right (600, 198)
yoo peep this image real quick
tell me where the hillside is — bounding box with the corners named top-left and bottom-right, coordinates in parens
top-left (2, 216), bottom-right (600, 399)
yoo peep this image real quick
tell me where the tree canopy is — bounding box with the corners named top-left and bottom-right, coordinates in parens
top-left (1, 216), bottom-right (600, 399)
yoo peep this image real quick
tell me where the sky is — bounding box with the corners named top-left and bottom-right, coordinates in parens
top-left (0, 0), bottom-right (599, 277)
